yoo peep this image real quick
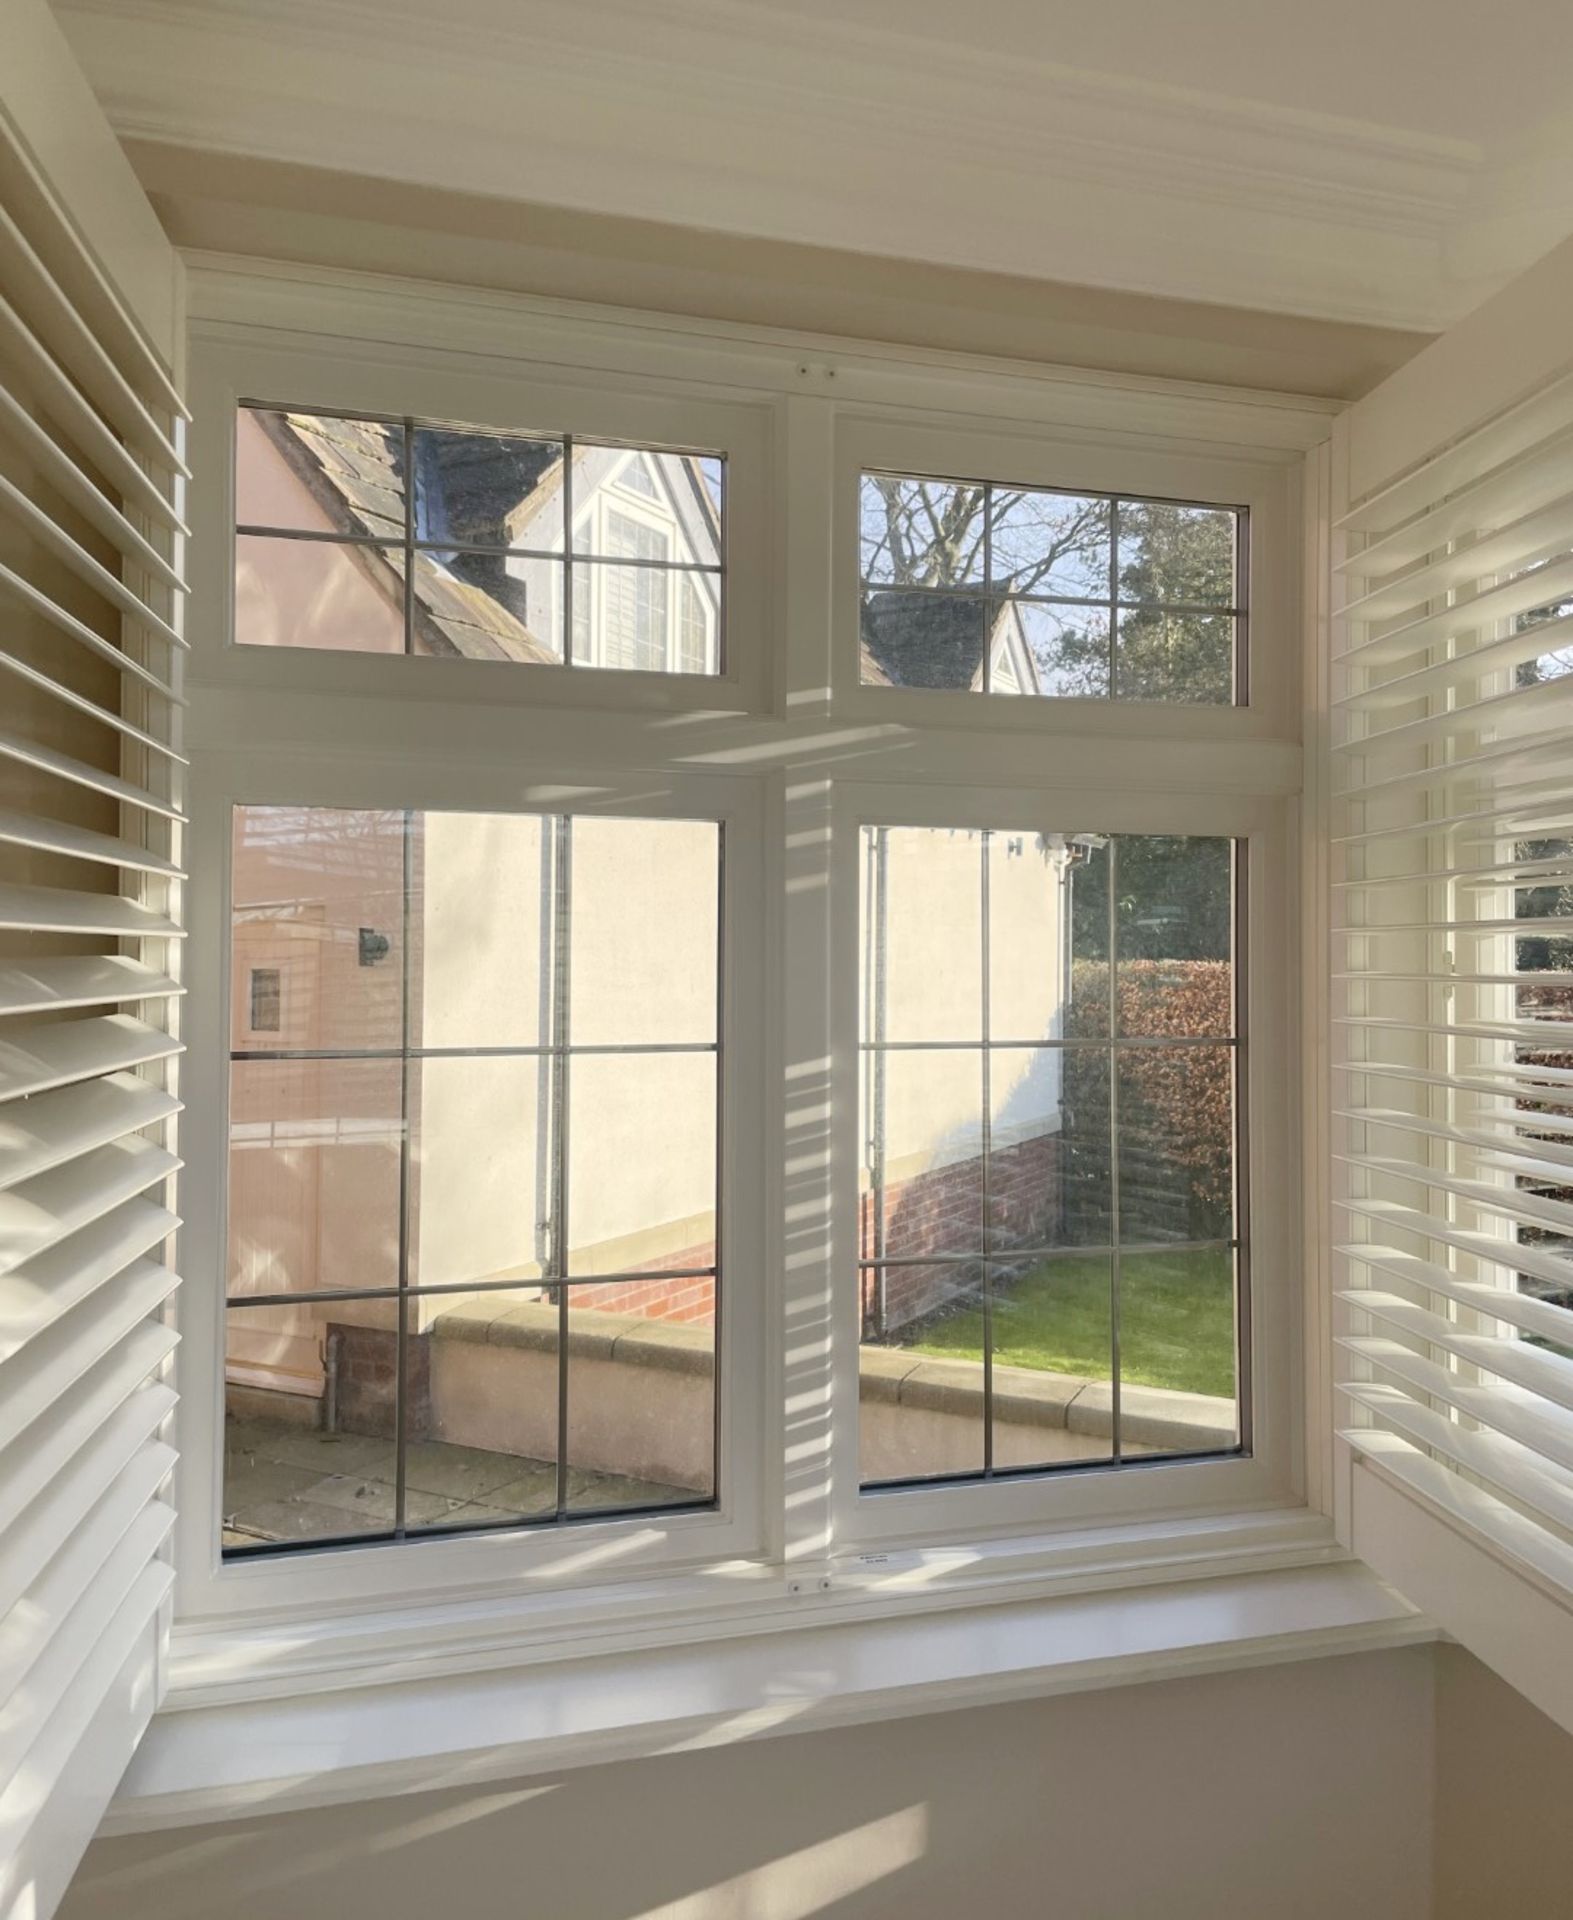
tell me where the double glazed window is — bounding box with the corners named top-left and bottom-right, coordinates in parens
top-left (235, 408), bottom-right (724, 674)
top-left (203, 378), bottom-right (1276, 1579)
top-left (859, 472), bottom-right (1245, 702)
top-left (858, 826), bottom-right (1242, 1487)
top-left (224, 806), bottom-right (721, 1553)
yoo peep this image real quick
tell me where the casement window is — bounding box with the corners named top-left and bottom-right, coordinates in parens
top-left (234, 407), bottom-right (725, 677)
top-left (857, 823), bottom-right (1244, 1487)
top-left (168, 310), bottom-right (1302, 1610)
top-left (223, 803), bottom-right (722, 1554)
top-left (857, 473), bottom-right (1246, 703)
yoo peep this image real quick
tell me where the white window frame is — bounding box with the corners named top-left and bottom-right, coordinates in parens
top-left (822, 779), bottom-right (1300, 1554)
top-left (188, 336), bottom-right (768, 714)
top-left (176, 749), bottom-right (769, 1623)
top-left (833, 416), bottom-right (1297, 739)
top-left (174, 263), bottom-right (1316, 1657)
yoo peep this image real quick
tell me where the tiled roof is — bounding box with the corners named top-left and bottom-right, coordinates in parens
top-left (259, 412), bottom-right (560, 663)
top-left (861, 590), bottom-right (1021, 690)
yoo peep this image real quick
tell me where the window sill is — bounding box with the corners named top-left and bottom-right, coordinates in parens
top-left (111, 1524), bottom-right (1432, 1834)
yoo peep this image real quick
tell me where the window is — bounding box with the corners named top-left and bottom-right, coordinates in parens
top-left (234, 407), bottom-right (725, 674)
top-left (858, 825), bottom-right (1243, 1487)
top-left (224, 805), bottom-right (721, 1554)
top-left (249, 967), bottom-right (282, 1032)
top-left (859, 473), bottom-right (1245, 703)
top-left (182, 303), bottom-right (1297, 1631)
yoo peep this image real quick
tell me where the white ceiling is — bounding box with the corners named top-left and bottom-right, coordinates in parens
top-left (57, 0), bottom-right (1573, 332)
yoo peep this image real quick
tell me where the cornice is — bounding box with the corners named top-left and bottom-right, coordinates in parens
top-left (57, 0), bottom-right (1506, 330)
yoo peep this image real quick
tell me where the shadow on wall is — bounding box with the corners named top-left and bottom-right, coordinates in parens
top-left (57, 1652), bottom-right (1438, 1920)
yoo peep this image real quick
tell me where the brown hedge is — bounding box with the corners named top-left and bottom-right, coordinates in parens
top-left (1065, 959), bottom-right (1235, 1237)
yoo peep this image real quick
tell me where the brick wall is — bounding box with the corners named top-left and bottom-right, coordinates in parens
top-left (859, 1130), bottom-right (1062, 1337)
top-left (326, 1321), bottom-right (431, 1439)
top-left (567, 1244), bottom-right (717, 1327)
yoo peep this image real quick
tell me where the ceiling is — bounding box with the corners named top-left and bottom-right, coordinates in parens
top-left (56, 0), bottom-right (1573, 333)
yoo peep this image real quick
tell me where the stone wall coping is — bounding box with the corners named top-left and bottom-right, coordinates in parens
top-left (432, 1299), bottom-right (1235, 1447)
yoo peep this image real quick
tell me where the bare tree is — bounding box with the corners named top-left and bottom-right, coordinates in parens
top-left (859, 477), bottom-right (1108, 595)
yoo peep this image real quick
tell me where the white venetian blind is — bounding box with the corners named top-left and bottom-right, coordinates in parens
top-left (1332, 361), bottom-right (1573, 1614)
top-left (0, 94), bottom-right (186, 1920)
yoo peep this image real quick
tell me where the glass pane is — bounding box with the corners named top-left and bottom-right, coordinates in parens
top-left (861, 1049), bottom-right (984, 1262)
top-left (990, 1252), bottom-right (1115, 1470)
top-left (992, 1047), bottom-right (1111, 1251)
top-left (861, 826), bottom-right (983, 1043)
top-left (573, 560), bottom-right (707, 673)
top-left (988, 831), bottom-right (1109, 1042)
top-left (1115, 607), bottom-right (1234, 704)
top-left (567, 1051), bottom-right (716, 1277)
top-left (236, 533), bottom-right (406, 654)
top-left (223, 1298), bottom-right (400, 1549)
top-left (410, 549), bottom-right (561, 662)
top-left (1117, 501), bottom-right (1238, 608)
top-left (1012, 603), bottom-right (1111, 699)
top-left (1115, 835), bottom-right (1234, 1036)
top-left (415, 811), bottom-right (554, 1051)
top-left (860, 475), bottom-right (987, 587)
top-left (989, 490), bottom-right (1109, 598)
top-left (1117, 1044), bottom-right (1236, 1244)
top-left (228, 1059), bottom-right (402, 1299)
top-left (859, 1263), bottom-right (986, 1484)
top-left (231, 805), bottom-right (406, 1054)
top-left (860, 589), bottom-right (989, 690)
top-left (570, 816), bottom-right (719, 1046)
top-left (414, 1285), bottom-right (561, 1529)
top-left (236, 409), bottom-right (405, 539)
top-left (573, 448), bottom-right (722, 567)
top-left (410, 426), bottom-right (563, 551)
top-left (565, 1282), bottom-right (716, 1513)
top-left (1118, 1247), bottom-right (1238, 1458)
top-left (409, 1056), bottom-right (553, 1291)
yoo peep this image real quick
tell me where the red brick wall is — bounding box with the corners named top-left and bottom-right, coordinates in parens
top-left (326, 1322), bottom-right (431, 1439)
top-left (859, 1130), bottom-right (1062, 1336)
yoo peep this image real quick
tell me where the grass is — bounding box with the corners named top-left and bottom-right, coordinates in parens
top-left (906, 1246), bottom-right (1236, 1400)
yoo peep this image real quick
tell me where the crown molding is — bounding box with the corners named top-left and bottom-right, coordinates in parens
top-left (55, 0), bottom-right (1533, 331)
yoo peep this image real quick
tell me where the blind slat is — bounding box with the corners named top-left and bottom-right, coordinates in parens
top-left (0, 1138), bottom-right (179, 1281)
top-left (0, 1014), bottom-right (182, 1103)
top-left (0, 473), bottom-right (185, 649)
top-left (0, 382), bottom-right (184, 592)
top-left (0, 1414), bottom-right (173, 1625)
top-left (0, 806), bottom-right (183, 876)
top-left (0, 1074), bottom-right (179, 1193)
top-left (0, 1202), bottom-right (176, 1365)
top-left (0, 296), bottom-right (184, 533)
top-left (0, 728), bottom-right (180, 820)
top-left (1341, 493), bottom-right (1573, 623)
top-left (0, 205), bottom-right (187, 476)
top-left (1340, 1289), bottom-right (1573, 1413)
top-left (1339, 1246), bottom-right (1573, 1348)
top-left (0, 642), bottom-right (184, 760)
top-left (1341, 1336), bottom-right (1573, 1475)
top-left (0, 955), bottom-right (183, 1017)
top-left (0, 881), bottom-right (182, 938)
top-left (0, 1490), bottom-right (173, 1713)
top-left (1341, 1380), bottom-right (1573, 1540)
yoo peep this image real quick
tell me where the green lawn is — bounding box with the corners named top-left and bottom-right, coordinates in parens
top-left (907, 1247), bottom-right (1236, 1400)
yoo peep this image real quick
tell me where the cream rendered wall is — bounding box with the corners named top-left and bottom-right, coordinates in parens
top-left (60, 1648), bottom-right (1437, 1920)
top-left (863, 828), bottom-right (1065, 1189)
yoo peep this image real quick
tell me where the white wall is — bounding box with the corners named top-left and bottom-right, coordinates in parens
top-left (61, 1649), bottom-right (1437, 1920)
top-left (1433, 1643), bottom-right (1573, 1920)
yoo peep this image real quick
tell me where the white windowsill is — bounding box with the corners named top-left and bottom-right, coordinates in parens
top-left (110, 1547), bottom-right (1432, 1835)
